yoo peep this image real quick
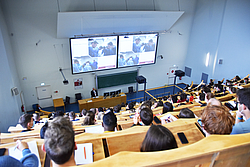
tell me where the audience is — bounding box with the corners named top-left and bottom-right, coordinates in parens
top-left (42, 116), bottom-right (77, 166)
top-left (231, 88), bottom-right (250, 134)
top-left (69, 111), bottom-right (79, 121)
top-left (162, 102), bottom-right (173, 114)
top-left (33, 113), bottom-right (41, 124)
top-left (102, 111), bottom-right (117, 132)
top-left (19, 114), bottom-right (34, 132)
top-left (140, 125), bottom-right (178, 152)
top-left (178, 108), bottom-right (195, 118)
top-left (201, 105), bottom-right (235, 136)
top-left (82, 111), bottom-right (95, 126)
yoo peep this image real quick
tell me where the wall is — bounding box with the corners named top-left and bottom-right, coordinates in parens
top-left (0, 0), bottom-right (197, 113)
top-left (183, 0), bottom-right (250, 84)
top-left (0, 5), bottom-right (22, 133)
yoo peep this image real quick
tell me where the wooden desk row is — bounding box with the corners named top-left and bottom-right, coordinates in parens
top-left (1, 119), bottom-right (204, 166)
top-left (78, 93), bottom-right (126, 111)
top-left (82, 133), bottom-right (250, 167)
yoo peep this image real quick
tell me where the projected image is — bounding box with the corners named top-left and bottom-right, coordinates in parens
top-left (70, 36), bottom-right (117, 74)
top-left (118, 33), bottom-right (158, 68)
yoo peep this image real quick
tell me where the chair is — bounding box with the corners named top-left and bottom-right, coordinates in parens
top-left (128, 86), bottom-right (133, 93)
top-left (75, 93), bottom-right (82, 102)
top-left (65, 96), bottom-right (70, 106)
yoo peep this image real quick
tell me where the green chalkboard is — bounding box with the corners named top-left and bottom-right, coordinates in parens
top-left (97, 71), bottom-right (137, 89)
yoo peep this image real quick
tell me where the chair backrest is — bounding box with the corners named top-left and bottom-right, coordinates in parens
top-left (65, 96), bottom-right (70, 104)
top-left (75, 93), bottom-right (82, 100)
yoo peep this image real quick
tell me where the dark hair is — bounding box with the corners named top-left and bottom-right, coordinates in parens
top-left (82, 111), bottom-right (95, 125)
top-left (162, 102), bottom-right (173, 114)
top-left (69, 111), bottom-right (75, 120)
top-left (45, 117), bottom-right (74, 165)
top-left (180, 93), bottom-right (187, 101)
top-left (40, 122), bottom-right (48, 139)
top-left (140, 108), bottom-right (153, 125)
top-left (113, 105), bottom-right (120, 113)
top-left (81, 109), bottom-right (87, 116)
top-left (54, 110), bottom-right (64, 118)
top-left (19, 114), bottom-right (33, 128)
top-left (237, 88), bottom-right (250, 109)
top-left (178, 108), bottom-right (195, 118)
top-left (103, 112), bottom-right (117, 131)
top-left (156, 100), bottom-right (163, 107)
top-left (121, 102), bottom-right (126, 107)
top-left (98, 107), bottom-right (103, 113)
top-left (199, 92), bottom-right (205, 101)
top-left (140, 125), bottom-right (178, 152)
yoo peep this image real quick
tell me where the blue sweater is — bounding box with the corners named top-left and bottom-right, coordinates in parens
top-left (0, 149), bottom-right (39, 167)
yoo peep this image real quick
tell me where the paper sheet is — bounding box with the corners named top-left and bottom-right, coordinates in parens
top-left (9, 140), bottom-right (41, 167)
top-left (75, 143), bottom-right (93, 165)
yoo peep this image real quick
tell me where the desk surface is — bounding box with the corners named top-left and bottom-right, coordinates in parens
top-left (78, 93), bottom-right (126, 111)
top-left (53, 98), bottom-right (64, 107)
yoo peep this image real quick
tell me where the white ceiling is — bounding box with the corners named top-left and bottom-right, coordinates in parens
top-left (57, 11), bottom-right (184, 38)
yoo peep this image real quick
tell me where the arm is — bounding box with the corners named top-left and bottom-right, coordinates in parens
top-left (16, 140), bottom-right (39, 167)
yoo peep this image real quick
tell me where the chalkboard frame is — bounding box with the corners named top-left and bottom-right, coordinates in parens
top-left (97, 71), bottom-right (138, 89)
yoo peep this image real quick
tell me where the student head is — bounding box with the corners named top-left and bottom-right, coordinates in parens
top-left (33, 113), bottom-right (40, 122)
top-left (113, 105), bottom-right (120, 113)
top-left (40, 121), bottom-right (48, 139)
top-left (162, 102), bottom-right (173, 114)
top-left (74, 59), bottom-right (79, 64)
top-left (178, 108), bottom-right (195, 118)
top-left (19, 114), bottom-right (33, 129)
top-left (107, 42), bottom-right (114, 49)
top-left (206, 92), bottom-right (214, 101)
top-left (82, 111), bottom-right (95, 125)
top-left (43, 117), bottom-right (76, 165)
top-left (54, 110), bottom-right (64, 118)
top-left (102, 112), bottom-right (117, 131)
top-left (140, 108), bottom-right (153, 126)
top-left (201, 105), bottom-right (235, 135)
top-left (69, 111), bottom-right (76, 121)
top-left (140, 125), bottom-right (178, 152)
top-left (236, 88), bottom-right (250, 118)
top-left (207, 98), bottom-right (222, 107)
top-left (81, 109), bottom-right (87, 116)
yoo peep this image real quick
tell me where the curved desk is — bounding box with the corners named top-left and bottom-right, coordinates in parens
top-left (78, 93), bottom-right (126, 111)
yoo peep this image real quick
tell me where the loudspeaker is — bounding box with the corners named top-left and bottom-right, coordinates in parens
top-left (135, 76), bottom-right (146, 84)
top-left (174, 70), bottom-right (185, 77)
top-left (128, 86), bottom-right (133, 93)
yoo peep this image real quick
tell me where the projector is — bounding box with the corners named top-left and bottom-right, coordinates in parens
top-left (63, 80), bottom-right (69, 85)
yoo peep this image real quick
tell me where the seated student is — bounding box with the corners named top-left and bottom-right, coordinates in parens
top-left (113, 105), bottom-right (121, 113)
top-left (189, 93), bottom-right (194, 102)
top-left (177, 92), bottom-right (187, 103)
top-left (231, 88), bottom-right (250, 134)
top-left (102, 111), bottom-right (117, 132)
top-left (201, 105), bottom-right (235, 136)
top-left (19, 114), bottom-right (34, 132)
top-left (40, 121), bottom-right (48, 139)
top-left (126, 102), bottom-right (136, 113)
top-left (141, 108), bottom-right (154, 125)
top-left (33, 113), bottom-right (42, 124)
top-left (207, 98), bottom-right (222, 107)
top-left (42, 117), bottom-right (77, 166)
top-left (162, 102), bottom-right (173, 114)
top-left (206, 92), bottom-right (214, 102)
top-left (69, 111), bottom-right (79, 121)
top-left (244, 77), bottom-right (249, 84)
top-left (152, 100), bottom-right (163, 109)
top-left (140, 125), bottom-right (178, 152)
top-left (54, 110), bottom-right (64, 118)
top-left (82, 111), bottom-right (95, 126)
top-left (79, 109), bottom-right (87, 117)
top-left (0, 140), bottom-right (39, 167)
top-left (178, 108), bottom-right (195, 118)
top-left (97, 107), bottom-right (104, 120)
top-left (199, 90), bottom-right (205, 101)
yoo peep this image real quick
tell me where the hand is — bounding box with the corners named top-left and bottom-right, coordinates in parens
top-left (133, 113), bottom-right (140, 125)
top-left (16, 140), bottom-right (29, 151)
top-left (236, 110), bottom-right (243, 118)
